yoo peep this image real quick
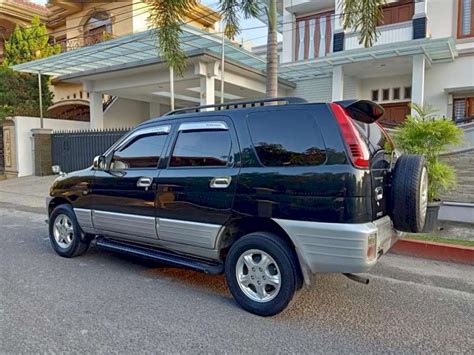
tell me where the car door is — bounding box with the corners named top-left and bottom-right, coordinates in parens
top-left (155, 117), bottom-right (240, 249)
top-left (91, 124), bottom-right (171, 241)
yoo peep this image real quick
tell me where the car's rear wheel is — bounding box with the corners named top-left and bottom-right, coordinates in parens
top-left (225, 232), bottom-right (299, 316)
top-left (49, 204), bottom-right (90, 258)
top-left (390, 154), bottom-right (429, 233)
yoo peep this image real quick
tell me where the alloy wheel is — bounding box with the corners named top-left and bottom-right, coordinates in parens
top-left (235, 249), bottom-right (281, 303)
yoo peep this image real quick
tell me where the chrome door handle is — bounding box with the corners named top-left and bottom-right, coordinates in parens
top-left (210, 176), bottom-right (232, 188)
top-left (137, 177), bottom-right (153, 189)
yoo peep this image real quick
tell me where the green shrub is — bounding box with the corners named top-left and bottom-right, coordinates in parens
top-left (393, 103), bottom-right (463, 202)
top-left (0, 67), bottom-right (53, 121)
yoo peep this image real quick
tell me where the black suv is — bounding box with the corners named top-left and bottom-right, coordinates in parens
top-left (47, 97), bottom-right (428, 316)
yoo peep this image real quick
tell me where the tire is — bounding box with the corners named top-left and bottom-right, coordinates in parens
top-left (49, 204), bottom-right (90, 258)
top-left (390, 154), bottom-right (429, 233)
top-left (225, 232), bottom-right (299, 316)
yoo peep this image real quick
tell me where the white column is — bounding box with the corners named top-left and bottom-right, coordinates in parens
top-left (332, 65), bottom-right (344, 101)
top-left (89, 92), bottom-right (104, 129)
top-left (411, 54), bottom-right (426, 115)
top-left (281, 0), bottom-right (295, 63)
top-left (414, 0), bottom-right (428, 18)
top-left (200, 75), bottom-right (215, 107)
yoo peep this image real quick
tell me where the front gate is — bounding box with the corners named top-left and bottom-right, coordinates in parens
top-left (52, 128), bottom-right (130, 173)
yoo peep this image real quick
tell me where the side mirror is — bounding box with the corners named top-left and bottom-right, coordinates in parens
top-left (93, 155), bottom-right (106, 170)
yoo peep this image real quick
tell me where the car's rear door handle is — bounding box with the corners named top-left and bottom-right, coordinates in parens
top-left (137, 177), bottom-right (153, 190)
top-left (210, 176), bottom-right (232, 188)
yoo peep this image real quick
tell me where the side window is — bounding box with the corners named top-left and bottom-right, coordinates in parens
top-left (170, 130), bottom-right (231, 167)
top-left (111, 133), bottom-right (167, 169)
top-left (247, 110), bottom-right (326, 167)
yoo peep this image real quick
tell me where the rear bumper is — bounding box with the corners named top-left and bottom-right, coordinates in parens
top-left (273, 216), bottom-right (402, 275)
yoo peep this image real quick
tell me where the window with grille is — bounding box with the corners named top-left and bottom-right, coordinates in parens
top-left (453, 97), bottom-right (474, 124)
top-left (458, 0), bottom-right (474, 38)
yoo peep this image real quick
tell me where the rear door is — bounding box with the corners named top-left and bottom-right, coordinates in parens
top-left (353, 121), bottom-right (393, 220)
top-left (155, 117), bottom-right (241, 249)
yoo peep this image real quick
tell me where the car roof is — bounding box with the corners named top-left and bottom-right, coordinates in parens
top-left (137, 99), bottom-right (326, 130)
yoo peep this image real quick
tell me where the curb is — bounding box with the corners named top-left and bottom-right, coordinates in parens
top-left (389, 239), bottom-right (474, 265)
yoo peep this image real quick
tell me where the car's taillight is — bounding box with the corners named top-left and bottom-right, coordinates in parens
top-left (330, 103), bottom-right (370, 169)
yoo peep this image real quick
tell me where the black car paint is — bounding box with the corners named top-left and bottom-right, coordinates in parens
top-left (49, 103), bottom-right (378, 228)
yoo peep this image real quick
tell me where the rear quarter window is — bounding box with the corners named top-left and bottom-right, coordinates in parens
top-left (247, 110), bottom-right (326, 167)
top-left (353, 121), bottom-right (390, 154)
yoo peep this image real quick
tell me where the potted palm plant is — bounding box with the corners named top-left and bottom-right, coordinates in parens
top-left (393, 104), bottom-right (464, 232)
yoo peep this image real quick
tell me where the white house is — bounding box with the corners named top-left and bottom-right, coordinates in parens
top-left (275, 0), bottom-right (474, 126)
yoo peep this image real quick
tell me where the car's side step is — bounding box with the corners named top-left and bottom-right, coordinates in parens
top-left (94, 237), bottom-right (224, 275)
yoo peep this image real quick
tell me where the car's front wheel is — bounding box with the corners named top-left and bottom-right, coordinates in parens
top-left (49, 204), bottom-right (90, 258)
top-left (225, 232), bottom-right (300, 316)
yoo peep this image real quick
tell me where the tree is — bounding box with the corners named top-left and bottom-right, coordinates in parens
top-left (0, 66), bottom-right (53, 121)
top-left (149, 0), bottom-right (384, 98)
top-left (1, 16), bottom-right (59, 121)
top-left (3, 16), bottom-right (61, 66)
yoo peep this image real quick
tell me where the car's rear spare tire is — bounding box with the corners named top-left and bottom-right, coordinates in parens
top-left (390, 154), bottom-right (428, 233)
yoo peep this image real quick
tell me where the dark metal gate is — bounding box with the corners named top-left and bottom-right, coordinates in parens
top-left (52, 128), bottom-right (130, 173)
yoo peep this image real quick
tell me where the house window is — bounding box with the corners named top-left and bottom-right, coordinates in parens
top-left (382, 89), bottom-right (390, 101)
top-left (404, 86), bottom-right (412, 99)
top-left (84, 11), bottom-right (112, 45)
top-left (393, 88), bottom-right (401, 100)
top-left (372, 90), bottom-right (379, 102)
top-left (295, 11), bottom-right (335, 61)
top-left (458, 0), bottom-right (474, 38)
top-left (453, 97), bottom-right (474, 123)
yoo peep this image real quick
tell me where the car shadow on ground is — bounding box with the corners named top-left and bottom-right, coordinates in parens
top-left (87, 245), bottom-right (372, 320)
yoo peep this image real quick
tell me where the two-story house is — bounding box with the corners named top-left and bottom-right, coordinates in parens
top-left (2, 0), bottom-right (222, 121)
top-left (277, 0), bottom-right (473, 126)
top-left (0, 0), bottom-right (50, 62)
top-left (44, 0), bottom-right (223, 121)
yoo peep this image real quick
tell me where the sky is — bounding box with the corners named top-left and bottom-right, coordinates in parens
top-left (30, 0), bottom-right (268, 46)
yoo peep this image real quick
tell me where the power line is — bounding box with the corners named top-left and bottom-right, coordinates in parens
top-left (13, 2), bottom-right (417, 82)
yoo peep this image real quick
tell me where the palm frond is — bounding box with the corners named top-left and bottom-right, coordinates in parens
top-left (342, 0), bottom-right (385, 47)
top-left (148, 0), bottom-right (198, 76)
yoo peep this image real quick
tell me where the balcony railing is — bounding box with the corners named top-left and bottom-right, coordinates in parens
top-left (345, 21), bottom-right (413, 51)
top-left (295, 11), bottom-right (334, 61)
top-left (57, 31), bottom-right (115, 53)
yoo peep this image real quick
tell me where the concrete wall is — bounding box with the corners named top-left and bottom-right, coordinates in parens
top-left (439, 146), bottom-right (474, 224)
top-left (427, 0), bottom-right (456, 39)
top-left (425, 56), bottom-right (474, 119)
top-left (440, 147), bottom-right (474, 204)
top-left (290, 77), bottom-right (332, 102)
top-left (343, 75), bottom-right (360, 100)
top-left (103, 98), bottom-right (150, 129)
top-left (359, 75), bottom-right (412, 103)
top-left (13, 117), bottom-right (89, 177)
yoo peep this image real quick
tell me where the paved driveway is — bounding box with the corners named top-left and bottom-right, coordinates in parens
top-left (1, 206), bottom-right (473, 353)
top-left (0, 175), bottom-right (55, 212)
